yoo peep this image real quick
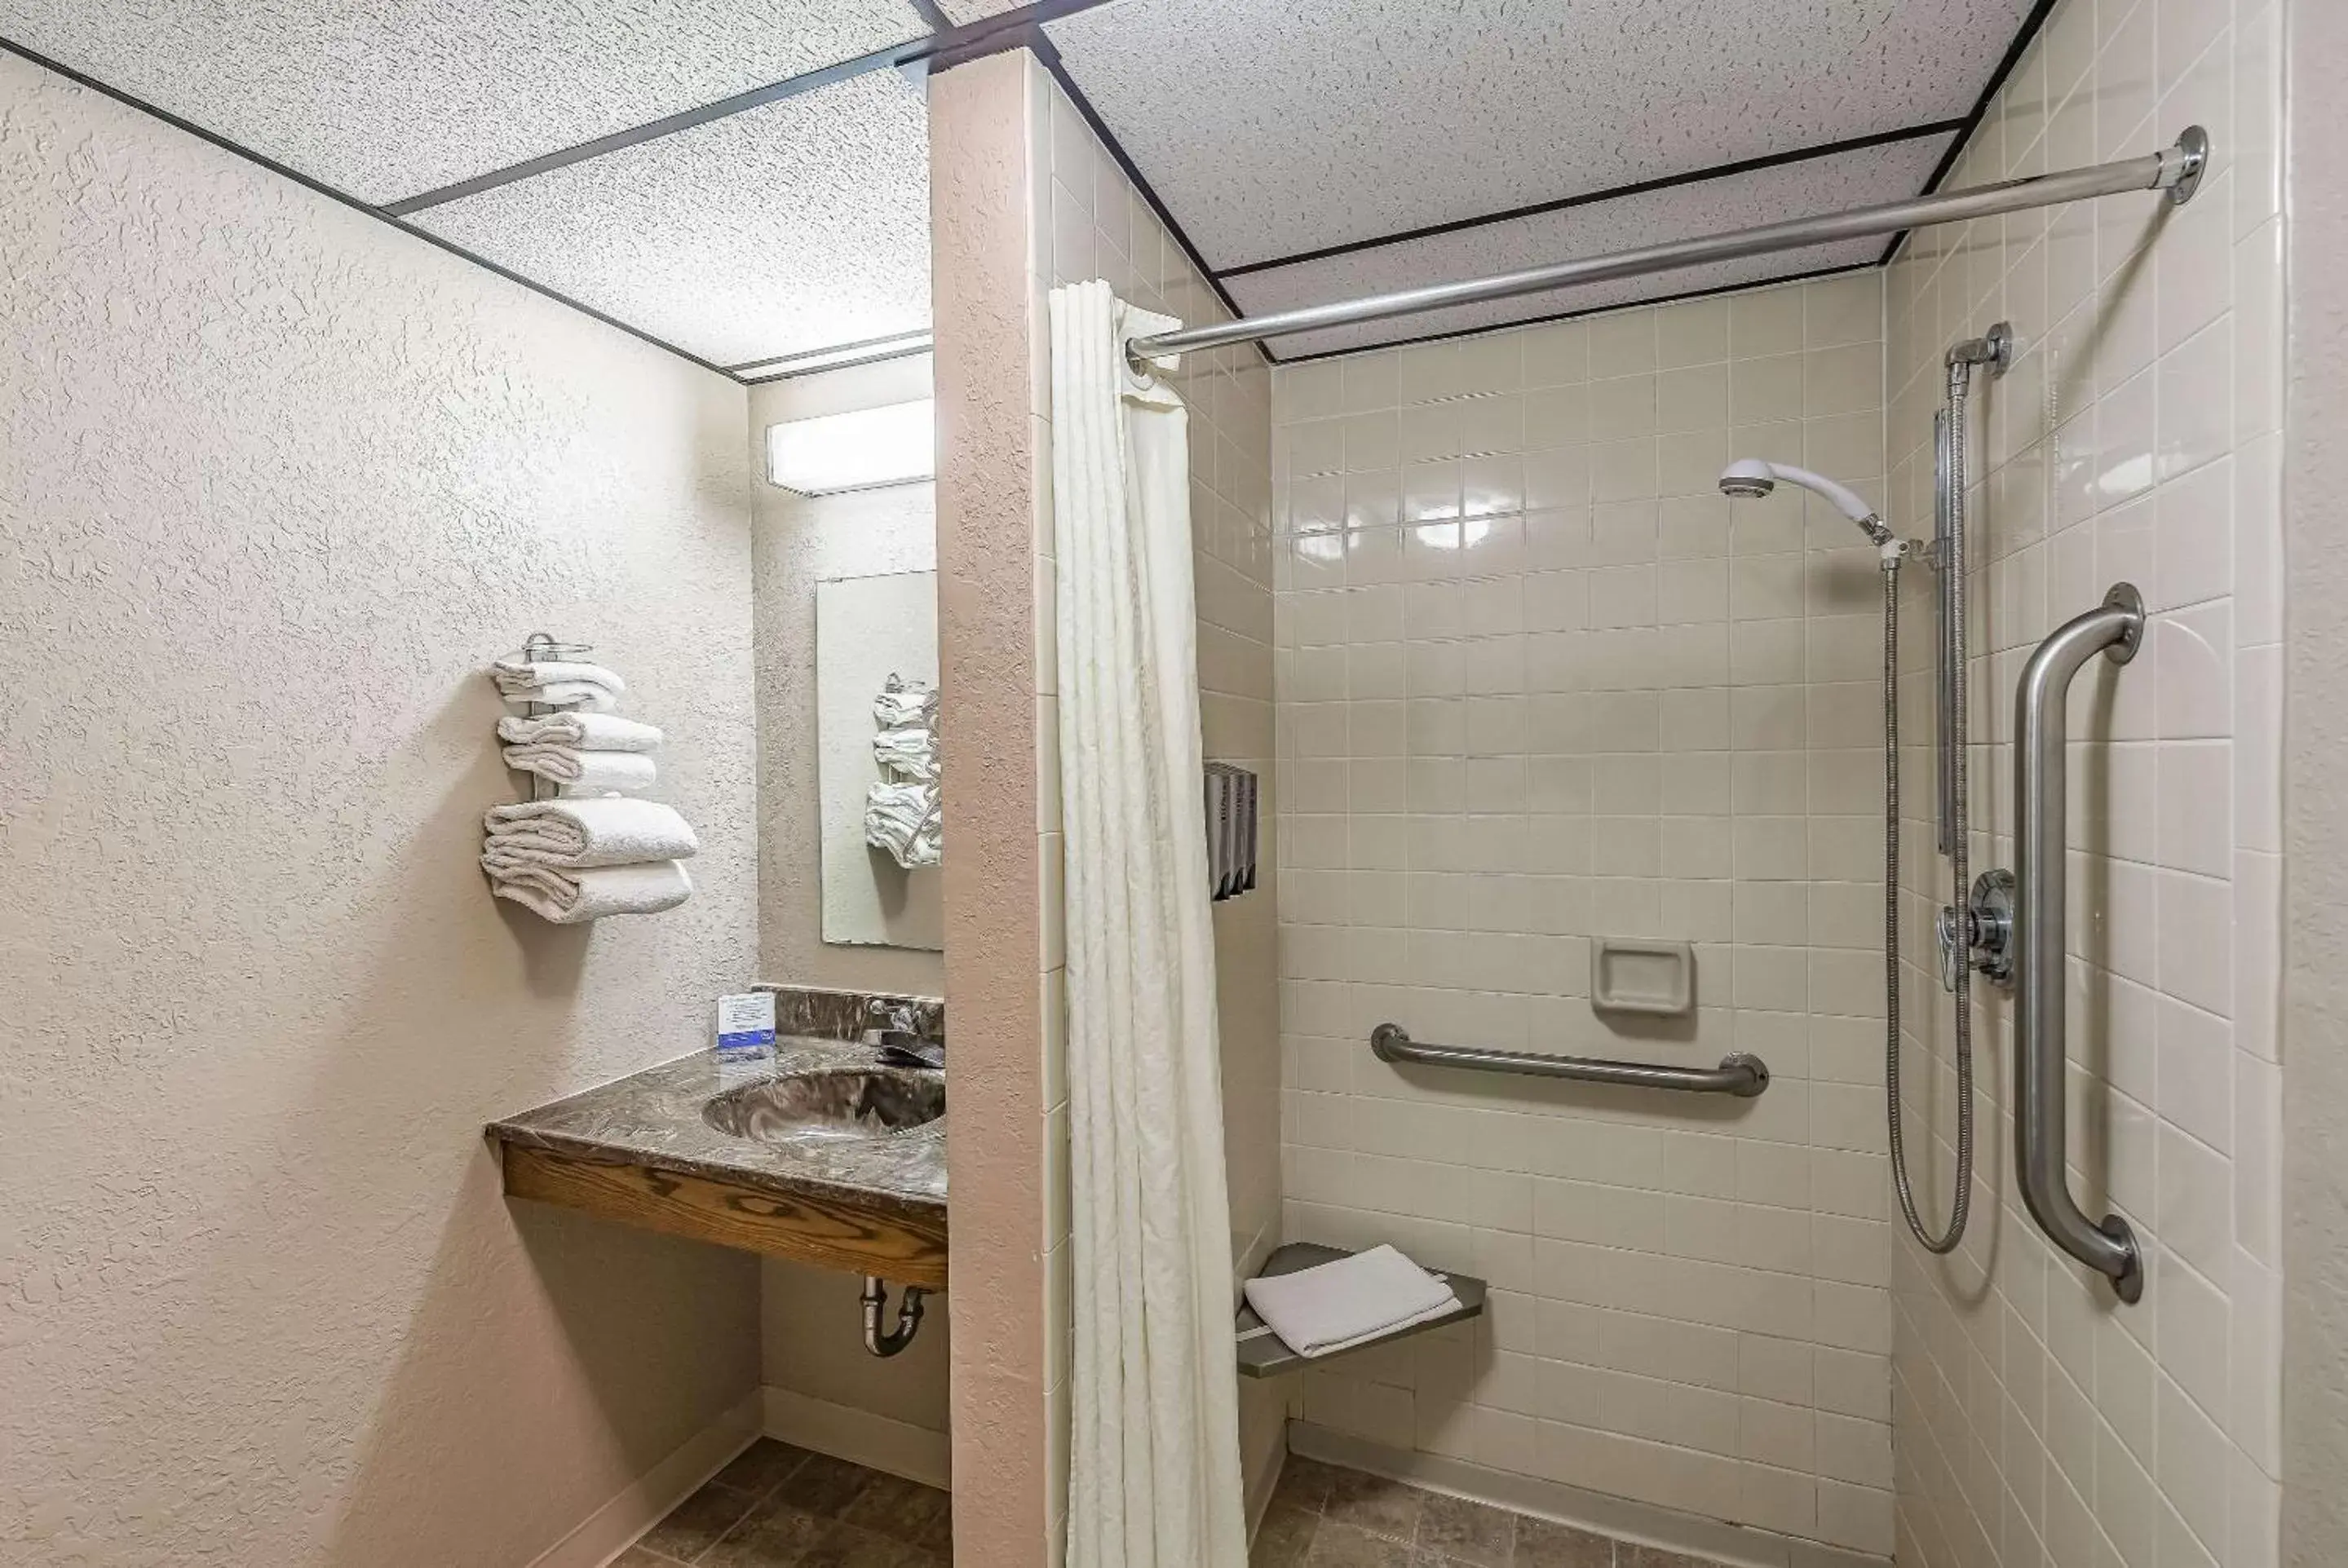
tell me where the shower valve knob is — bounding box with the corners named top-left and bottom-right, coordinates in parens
top-left (1936, 870), bottom-right (2018, 992)
top-left (1968, 868), bottom-right (2017, 987)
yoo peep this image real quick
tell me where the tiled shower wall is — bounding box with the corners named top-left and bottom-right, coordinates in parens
top-left (1017, 52), bottom-right (1286, 1552)
top-left (1882, 0), bottom-right (2285, 1564)
top-left (1271, 272), bottom-right (1903, 1558)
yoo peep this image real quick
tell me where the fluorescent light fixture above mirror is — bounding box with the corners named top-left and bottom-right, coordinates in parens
top-left (767, 398), bottom-right (935, 496)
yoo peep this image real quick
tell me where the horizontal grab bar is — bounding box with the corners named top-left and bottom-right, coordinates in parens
top-left (1370, 1024), bottom-right (1769, 1098)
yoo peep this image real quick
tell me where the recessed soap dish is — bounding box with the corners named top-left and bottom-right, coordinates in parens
top-left (1590, 938), bottom-right (1695, 1016)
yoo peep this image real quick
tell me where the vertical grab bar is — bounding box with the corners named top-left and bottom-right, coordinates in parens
top-left (2014, 582), bottom-right (2147, 1302)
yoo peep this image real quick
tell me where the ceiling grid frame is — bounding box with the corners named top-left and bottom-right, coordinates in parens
top-left (0, 32), bottom-right (742, 378)
top-left (1045, 0), bottom-right (2054, 357)
top-left (408, 67), bottom-right (935, 367)
top-left (0, 1), bottom-right (1125, 380)
top-left (2, 0), bottom-right (2066, 376)
top-left (0, 0), bottom-right (942, 203)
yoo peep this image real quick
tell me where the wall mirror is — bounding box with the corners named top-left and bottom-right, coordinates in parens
top-left (815, 568), bottom-right (941, 952)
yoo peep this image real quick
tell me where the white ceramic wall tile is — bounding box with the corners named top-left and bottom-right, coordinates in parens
top-left (1272, 271), bottom-right (1897, 1556)
top-left (0, 0), bottom-right (931, 202)
top-left (1881, 1), bottom-right (2284, 1565)
top-left (414, 68), bottom-right (928, 365)
top-left (1225, 135), bottom-right (1955, 360)
top-left (1023, 55), bottom-right (1285, 1541)
top-left (1046, 0), bottom-right (2031, 267)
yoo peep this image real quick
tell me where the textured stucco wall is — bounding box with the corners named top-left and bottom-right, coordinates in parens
top-left (748, 356), bottom-right (951, 1436)
top-left (0, 56), bottom-right (763, 1567)
top-left (2282, 0), bottom-right (2348, 1559)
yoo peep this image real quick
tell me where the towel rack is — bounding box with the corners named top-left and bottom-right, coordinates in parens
top-left (1370, 1023), bottom-right (1769, 1098)
top-left (511, 631), bottom-right (594, 803)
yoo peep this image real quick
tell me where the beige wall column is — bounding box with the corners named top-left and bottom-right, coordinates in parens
top-left (931, 46), bottom-right (1056, 1567)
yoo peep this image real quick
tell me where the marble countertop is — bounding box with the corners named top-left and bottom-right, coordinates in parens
top-left (486, 1037), bottom-right (946, 1221)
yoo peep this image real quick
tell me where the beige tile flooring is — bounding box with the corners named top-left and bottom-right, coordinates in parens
top-left (621, 1440), bottom-right (949, 1567)
top-left (1254, 1457), bottom-right (1731, 1568)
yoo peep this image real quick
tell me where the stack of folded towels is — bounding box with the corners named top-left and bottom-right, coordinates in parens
top-left (484, 656), bottom-right (697, 922)
top-left (1240, 1243), bottom-right (1461, 1358)
top-left (481, 797), bottom-right (698, 924)
top-left (497, 709), bottom-right (664, 795)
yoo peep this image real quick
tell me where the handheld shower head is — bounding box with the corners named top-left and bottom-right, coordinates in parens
top-left (1717, 457), bottom-right (1776, 500)
top-left (1717, 457), bottom-right (1892, 546)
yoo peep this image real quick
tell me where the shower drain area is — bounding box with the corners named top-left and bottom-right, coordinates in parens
top-left (1254, 1457), bottom-right (1736, 1568)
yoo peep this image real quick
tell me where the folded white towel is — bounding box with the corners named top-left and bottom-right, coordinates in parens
top-left (486, 859), bottom-right (692, 923)
top-left (1241, 1245), bottom-right (1461, 1358)
top-left (483, 797), bottom-right (699, 867)
top-left (502, 747), bottom-right (658, 793)
top-left (491, 658), bottom-right (627, 712)
top-left (496, 712), bottom-right (664, 753)
top-left (865, 780), bottom-right (941, 869)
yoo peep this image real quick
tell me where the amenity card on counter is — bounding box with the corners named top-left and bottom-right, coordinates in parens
top-left (714, 992), bottom-right (777, 1059)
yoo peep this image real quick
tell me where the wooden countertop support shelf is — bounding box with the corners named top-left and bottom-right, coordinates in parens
top-left (501, 1143), bottom-right (949, 1288)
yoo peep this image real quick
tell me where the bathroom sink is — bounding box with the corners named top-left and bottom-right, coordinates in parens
top-left (702, 1067), bottom-right (944, 1143)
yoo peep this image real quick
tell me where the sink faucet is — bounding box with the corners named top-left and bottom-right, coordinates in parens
top-left (864, 996), bottom-right (921, 1037)
top-left (862, 997), bottom-right (942, 1069)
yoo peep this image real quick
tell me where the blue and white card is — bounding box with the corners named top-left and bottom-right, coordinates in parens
top-left (715, 992), bottom-right (777, 1058)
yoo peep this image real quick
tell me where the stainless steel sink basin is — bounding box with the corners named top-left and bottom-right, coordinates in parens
top-left (702, 1067), bottom-right (944, 1143)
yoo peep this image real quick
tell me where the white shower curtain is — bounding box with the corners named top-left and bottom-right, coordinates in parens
top-left (1049, 279), bottom-right (1248, 1568)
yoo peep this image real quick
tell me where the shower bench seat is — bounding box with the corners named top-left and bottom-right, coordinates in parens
top-left (1236, 1242), bottom-right (1486, 1378)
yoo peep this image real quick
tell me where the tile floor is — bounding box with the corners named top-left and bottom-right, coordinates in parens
top-left (621, 1439), bottom-right (949, 1567)
top-left (625, 1444), bottom-right (1727, 1567)
top-left (1254, 1457), bottom-right (1730, 1568)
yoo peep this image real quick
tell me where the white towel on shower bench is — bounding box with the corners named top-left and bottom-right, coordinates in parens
top-left (1241, 1243), bottom-right (1461, 1358)
top-left (482, 797), bottom-right (699, 867)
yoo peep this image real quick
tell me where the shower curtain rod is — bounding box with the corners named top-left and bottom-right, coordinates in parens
top-left (1126, 126), bottom-right (2208, 367)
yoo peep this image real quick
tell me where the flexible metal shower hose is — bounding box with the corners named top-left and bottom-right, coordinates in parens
top-left (1882, 378), bottom-right (1976, 1257)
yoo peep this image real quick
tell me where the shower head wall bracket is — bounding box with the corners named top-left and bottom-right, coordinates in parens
top-left (1948, 320), bottom-right (2014, 380)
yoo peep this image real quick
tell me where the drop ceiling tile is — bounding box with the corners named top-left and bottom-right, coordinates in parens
top-left (1223, 134), bottom-right (1957, 359)
top-left (1046, 0), bottom-right (2032, 267)
top-left (412, 68), bottom-right (928, 367)
top-left (0, 0), bottom-right (932, 203)
top-left (934, 0), bottom-right (1032, 18)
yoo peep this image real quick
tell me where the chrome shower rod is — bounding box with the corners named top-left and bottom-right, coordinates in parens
top-left (1128, 127), bottom-right (2208, 365)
